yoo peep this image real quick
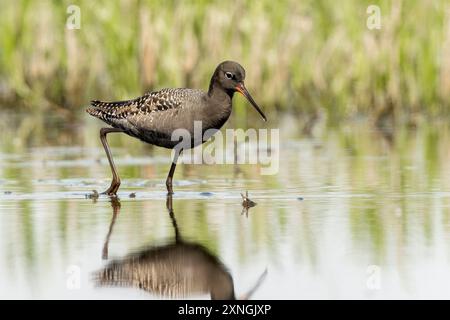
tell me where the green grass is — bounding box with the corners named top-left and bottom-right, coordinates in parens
top-left (0, 0), bottom-right (449, 125)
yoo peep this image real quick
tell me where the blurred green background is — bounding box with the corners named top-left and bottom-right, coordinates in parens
top-left (3, 1), bottom-right (450, 299)
top-left (0, 0), bottom-right (449, 128)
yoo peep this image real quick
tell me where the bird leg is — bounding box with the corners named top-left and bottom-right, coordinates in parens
top-left (166, 149), bottom-right (181, 195)
top-left (100, 127), bottom-right (124, 196)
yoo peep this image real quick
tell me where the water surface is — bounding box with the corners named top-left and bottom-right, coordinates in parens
top-left (1, 113), bottom-right (450, 299)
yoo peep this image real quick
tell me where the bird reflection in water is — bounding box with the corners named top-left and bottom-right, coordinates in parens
top-left (93, 195), bottom-right (267, 300)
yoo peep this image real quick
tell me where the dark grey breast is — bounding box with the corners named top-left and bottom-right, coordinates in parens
top-left (86, 88), bottom-right (208, 148)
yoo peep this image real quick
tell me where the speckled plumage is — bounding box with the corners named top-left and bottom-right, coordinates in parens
top-left (86, 61), bottom-right (266, 195)
top-left (87, 88), bottom-right (215, 148)
top-left (88, 88), bottom-right (201, 121)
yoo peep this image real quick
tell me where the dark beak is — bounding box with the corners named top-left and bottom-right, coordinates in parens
top-left (235, 83), bottom-right (267, 122)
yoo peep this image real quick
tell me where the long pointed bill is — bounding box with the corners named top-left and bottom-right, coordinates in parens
top-left (235, 83), bottom-right (267, 121)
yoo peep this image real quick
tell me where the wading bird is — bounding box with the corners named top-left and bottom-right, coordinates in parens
top-left (86, 61), bottom-right (266, 196)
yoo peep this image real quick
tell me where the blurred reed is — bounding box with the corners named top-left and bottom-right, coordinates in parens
top-left (0, 0), bottom-right (449, 126)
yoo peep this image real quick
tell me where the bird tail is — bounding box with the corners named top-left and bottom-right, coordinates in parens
top-left (85, 100), bottom-right (105, 119)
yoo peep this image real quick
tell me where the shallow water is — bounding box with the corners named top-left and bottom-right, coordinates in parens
top-left (1, 114), bottom-right (450, 299)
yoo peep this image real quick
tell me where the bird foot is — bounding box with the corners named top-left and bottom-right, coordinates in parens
top-left (166, 180), bottom-right (174, 195)
top-left (101, 186), bottom-right (120, 197)
top-left (101, 192), bottom-right (119, 198)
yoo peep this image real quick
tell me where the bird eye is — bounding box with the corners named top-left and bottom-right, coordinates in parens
top-left (225, 72), bottom-right (233, 79)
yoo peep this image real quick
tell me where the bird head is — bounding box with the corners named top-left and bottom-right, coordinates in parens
top-left (212, 61), bottom-right (267, 122)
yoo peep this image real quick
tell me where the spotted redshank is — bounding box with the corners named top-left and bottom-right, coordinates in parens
top-left (86, 61), bottom-right (266, 196)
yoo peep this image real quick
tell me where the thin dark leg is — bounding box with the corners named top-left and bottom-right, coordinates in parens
top-left (100, 127), bottom-right (124, 196)
top-left (166, 150), bottom-right (181, 195)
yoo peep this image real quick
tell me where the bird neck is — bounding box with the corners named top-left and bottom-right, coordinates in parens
top-left (208, 80), bottom-right (234, 104)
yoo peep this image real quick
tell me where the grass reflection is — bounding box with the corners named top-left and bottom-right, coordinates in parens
top-left (1, 114), bottom-right (450, 297)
